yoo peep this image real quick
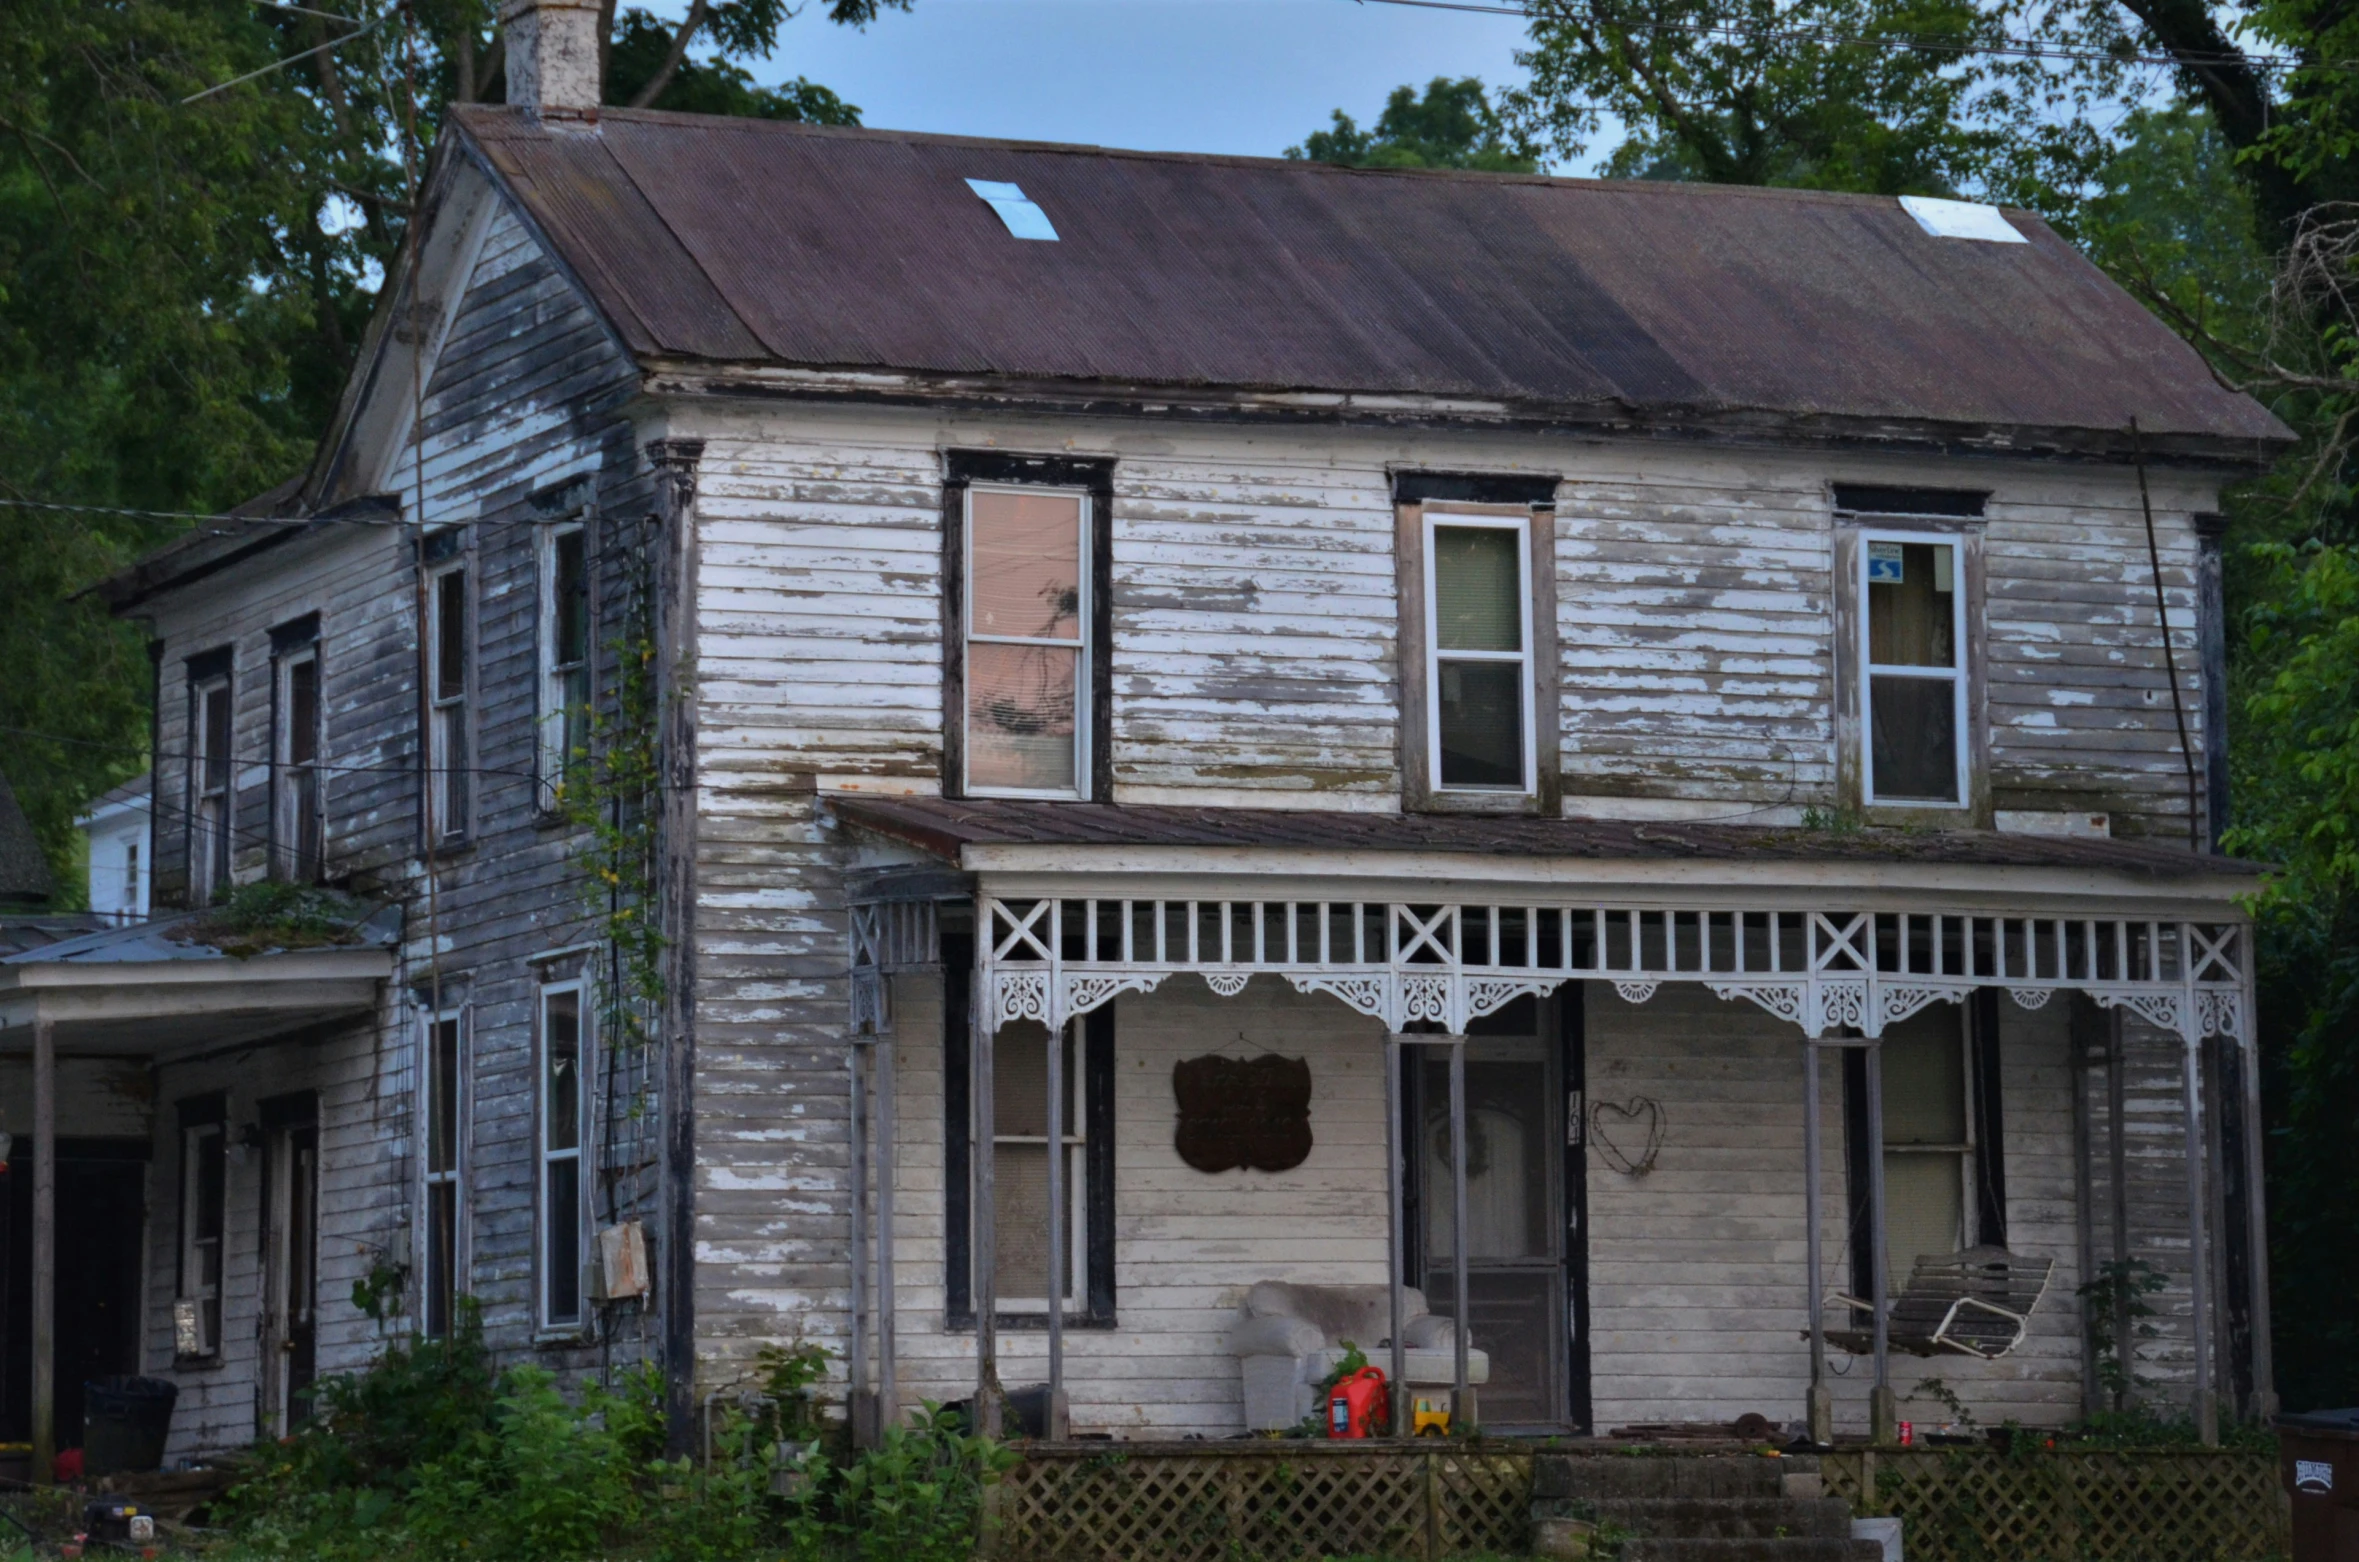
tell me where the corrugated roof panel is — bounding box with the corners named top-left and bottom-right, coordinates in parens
top-left (450, 106), bottom-right (2289, 446)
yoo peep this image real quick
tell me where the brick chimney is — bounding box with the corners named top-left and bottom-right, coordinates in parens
top-left (500, 0), bottom-right (603, 119)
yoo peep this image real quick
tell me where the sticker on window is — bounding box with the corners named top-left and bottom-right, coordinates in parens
top-left (2296, 1460), bottom-right (2334, 1493)
top-left (1867, 541), bottom-right (1905, 583)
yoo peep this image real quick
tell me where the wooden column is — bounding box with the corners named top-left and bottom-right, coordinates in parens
top-left (877, 1032), bottom-right (898, 1432)
top-left (1804, 1041), bottom-right (1831, 1445)
top-left (1448, 1037), bottom-right (1470, 1429)
top-left (1385, 1033), bottom-right (1406, 1437)
top-left (1864, 1038), bottom-right (1895, 1444)
top-left (2182, 1031), bottom-right (2217, 1444)
top-left (2236, 976), bottom-right (2276, 1420)
top-left (848, 1037), bottom-right (871, 1446)
top-left (971, 988), bottom-right (1002, 1436)
top-left (1044, 1018), bottom-right (1068, 1440)
top-left (31, 1014), bottom-right (54, 1486)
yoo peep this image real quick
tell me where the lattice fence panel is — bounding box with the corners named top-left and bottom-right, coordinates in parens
top-left (1824, 1449), bottom-right (2288, 1562)
top-left (993, 1445), bottom-right (1532, 1562)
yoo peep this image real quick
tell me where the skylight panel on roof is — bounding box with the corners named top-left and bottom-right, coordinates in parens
top-left (1899, 195), bottom-right (2027, 244)
top-left (965, 178), bottom-right (1059, 242)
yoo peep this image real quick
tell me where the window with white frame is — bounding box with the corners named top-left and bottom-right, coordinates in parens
top-left (989, 1022), bottom-right (1086, 1309)
top-left (274, 637), bottom-right (324, 881)
top-left (962, 486), bottom-right (1089, 797)
top-left (538, 984), bottom-right (587, 1330)
top-left (423, 1009), bottom-right (464, 1338)
top-left (538, 523), bottom-right (590, 805)
top-left (426, 538), bottom-right (470, 841)
top-left (1425, 511), bottom-right (1535, 793)
top-left (176, 1104), bottom-right (226, 1357)
top-left (190, 667), bottom-right (233, 901)
top-left (1859, 532), bottom-right (1967, 807)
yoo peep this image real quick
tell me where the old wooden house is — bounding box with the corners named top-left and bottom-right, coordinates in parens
top-left (2, 0), bottom-right (2288, 1470)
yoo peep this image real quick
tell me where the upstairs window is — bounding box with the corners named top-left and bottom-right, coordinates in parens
top-left (272, 618), bottom-right (324, 882)
top-left (1860, 533), bottom-right (1966, 807)
top-left (1426, 513), bottom-right (1535, 792)
top-left (538, 522), bottom-right (590, 807)
top-left (962, 485), bottom-right (1090, 797)
top-left (425, 533), bottom-right (470, 842)
top-left (187, 653), bottom-right (234, 903)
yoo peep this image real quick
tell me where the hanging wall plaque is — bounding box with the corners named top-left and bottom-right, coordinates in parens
top-left (1173, 1054), bottom-right (1313, 1173)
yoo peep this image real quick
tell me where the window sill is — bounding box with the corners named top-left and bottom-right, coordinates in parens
top-left (172, 1352), bottom-right (225, 1372)
top-left (1409, 790), bottom-right (1541, 816)
top-left (533, 1326), bottom-right (594, 1349)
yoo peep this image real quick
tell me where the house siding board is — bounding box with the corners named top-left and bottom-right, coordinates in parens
top-left (2079, 1013), bottom-right (2207, 1393)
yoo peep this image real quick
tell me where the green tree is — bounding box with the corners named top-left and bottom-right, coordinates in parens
top-left (1289, 77), bottom-right (1540, 173)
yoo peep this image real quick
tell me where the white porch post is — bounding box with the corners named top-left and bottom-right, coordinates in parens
top-left (1044, 1016), bottom-right (1068, 1440)
top-left (1864, 1037), bottom-right (1895, 1443)
top-left (1385, 1031), bottom-right (1407, 1436)
top-left (972, 984), bottom-right (1002, 1436)
top-left (849, 1036), bottom-right (869, 1443)
top-left (1803, 1040), bottom-right (1831, 1444)
top-left (877, 1032), bottom-right (898, 1432)
top-left (30, 1012), bottom-right (52, 1487)
top-left (1448, 1035), bottom-right (1470, 1428)
top-left (2182, 1029), bottom-right (2217, 1444)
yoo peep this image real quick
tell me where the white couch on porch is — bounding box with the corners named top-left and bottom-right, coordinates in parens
top-left (1228, 1280), bottom-right (1490, 1431)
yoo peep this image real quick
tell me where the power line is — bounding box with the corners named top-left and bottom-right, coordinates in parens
top-left (1358, 0), bottom-right (2342, 77)
top-left (0, 497), bottom-right (410, 528)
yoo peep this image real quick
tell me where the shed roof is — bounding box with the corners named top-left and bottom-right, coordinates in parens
top-left (455, 106), bottom-right (2286, 453)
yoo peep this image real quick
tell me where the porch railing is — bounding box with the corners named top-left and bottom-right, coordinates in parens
top-left (1823, 1446), bottom-right (2288, 1562)
top-left (986, 1441), bottom-right (1532, 1562)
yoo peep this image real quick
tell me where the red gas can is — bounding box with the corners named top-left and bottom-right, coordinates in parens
top-left (1326, 1366), bottom-right (1389, 1439)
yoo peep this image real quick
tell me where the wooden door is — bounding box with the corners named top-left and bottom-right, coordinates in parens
top-left (262, 1117), bottom-right (320, 1434)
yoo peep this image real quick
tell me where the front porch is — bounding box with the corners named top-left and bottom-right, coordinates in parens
top-left (832, 799), bottom-right (2265, 1452)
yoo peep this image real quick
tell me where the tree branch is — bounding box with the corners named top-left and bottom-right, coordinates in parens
top-left (2112, 0), bottom-right (2311, 242)
top-left (1553, 0), bottom-right (1740, 180)
top-left (626, 0), bottom-right (708, 109)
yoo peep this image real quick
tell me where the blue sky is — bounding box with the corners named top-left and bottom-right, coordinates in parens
top-left (741, 0), bottom-right (1565, 166)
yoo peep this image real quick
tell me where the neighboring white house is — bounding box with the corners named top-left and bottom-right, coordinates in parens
top-left (77, 776), bottom-right (150, 925)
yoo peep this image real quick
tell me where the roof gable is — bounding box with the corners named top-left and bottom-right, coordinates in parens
top-left (455, 105), bottom-right (2287, 454)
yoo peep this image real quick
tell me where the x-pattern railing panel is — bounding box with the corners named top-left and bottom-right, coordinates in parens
top-left (963, 893), bottom-right (2246, 1045)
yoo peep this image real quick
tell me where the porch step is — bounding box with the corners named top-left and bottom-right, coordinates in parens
top-left (1620, 1541), bottom-right (1884, 1562)
top-left (1533, 1454), bottom-right (1794, 1501)
top-left (1583, 1497), bottom-right (1856, 1540)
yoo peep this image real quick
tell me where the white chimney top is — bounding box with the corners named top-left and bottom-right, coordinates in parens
top-left (501, 0), bottom-right (603, 120)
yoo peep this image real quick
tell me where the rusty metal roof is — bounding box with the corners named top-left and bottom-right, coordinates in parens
top-left (454, 106), bottom-right (2286, 452)
top-left (829, 797), bottom-right (2259, 880)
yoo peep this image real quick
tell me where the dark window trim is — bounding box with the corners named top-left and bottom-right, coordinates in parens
top-left (944, 928), bottom-right (1118, 1330)
top-left (1561, 985), bottom-right (1591, 1433)
top-left (941, 450), bottom-right (1116, 803)
top-left (1842, 1047), bottom-right (1875, 1305)
top-left (1833, 484), bottom-right (1989, 519)
top-left (184, 647), bottom-right (232, 685)
top-left (258, 1090), bottom-right (319, 1133)
top-left (268, 613), bottom-right (321, 656)
top-left (1393, 470), bottom-right (1561, 507)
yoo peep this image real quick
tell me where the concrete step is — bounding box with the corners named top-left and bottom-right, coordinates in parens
top-left (1620, 1540), bottom-right (1884, 1562)
top-left (1590, 1497), bottom-right (1856, 1540)
top-left (1533, 1455), bottom-right (1795, 1501)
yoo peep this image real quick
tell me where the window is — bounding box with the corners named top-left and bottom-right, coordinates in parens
top-left (426, 536), bottom-right (470, 841)
top-left (1425, 511), bottom-right (1535, 792)
top-left (188, 657), bottom-right (233, 902)
top-left (962, 486), bottom-right (1090, 797)
top-left (943, 931), bottom-right (1117, 1327)
top-left (1845, 1003), bottom-right (2006, 1296)
top-left (423, 1009), bottom-right (464, 1338)
top-left (175, 1098), bottom-right (227, 1358)
top-left (989, 1022), bottom-right (1086, 1309)
top-left (1860, 532), bottom-right (1967, 806)
top-left (273, 622), bottom-right (324, 882)
top-left (538, 985), bottom-right (587, 1330)
top-left (538, 523), bottom-right (590, 805)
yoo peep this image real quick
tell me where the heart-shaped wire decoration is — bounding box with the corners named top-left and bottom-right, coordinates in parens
top-left (1590, 1096), bottom-right (1665, 1177)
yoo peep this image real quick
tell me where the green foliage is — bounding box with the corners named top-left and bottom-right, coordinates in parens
top-left (2075, 1256), bottom-right (2170, 1407)
top-left (1504, 0), bottom-right (2126, 207)
top-left (1289, 78), bottom-right (1540, 173)
top-left (757, 1340), bottom-right (833, 1440)
top-left (186, 881), bottom-right (368, 952)
top-left (782, 1405), bottom-right (1016, 1562)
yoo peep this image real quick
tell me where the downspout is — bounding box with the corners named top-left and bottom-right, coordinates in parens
top-left (2128, 422), bottom-right (2202, 851)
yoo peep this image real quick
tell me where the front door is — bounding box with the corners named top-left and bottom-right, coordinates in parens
top-left (1412, 993), bottom-right (1587, 1431)
top-left (261, 1110), bottom-right (319, 1435)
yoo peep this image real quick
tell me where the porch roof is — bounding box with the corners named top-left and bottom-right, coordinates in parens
top-left (0, 908), bottom-right (397, 1056)
top-left (832, 797), bottom-right (2259, 898)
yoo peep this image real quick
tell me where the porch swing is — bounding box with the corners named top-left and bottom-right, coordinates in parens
top-left (1822, 1245), bottom-right (2055, 1360)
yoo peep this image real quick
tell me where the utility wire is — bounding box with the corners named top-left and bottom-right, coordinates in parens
top-left (183, 6), bottom-right (389, 104)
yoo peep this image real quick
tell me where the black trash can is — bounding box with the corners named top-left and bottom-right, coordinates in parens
top-left (2280, 1408), bottom-right (2359, 1562)
top-left (82, 1376), bottom-right (177, 1478)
